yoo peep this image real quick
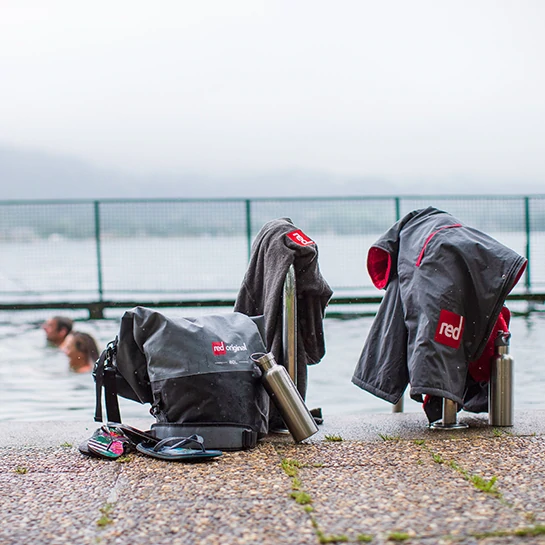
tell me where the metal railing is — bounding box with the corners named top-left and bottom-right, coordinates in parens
top-left (283, 264), bottom-right (297, 385)
top-left (1, 195), bottom-right (545, 315)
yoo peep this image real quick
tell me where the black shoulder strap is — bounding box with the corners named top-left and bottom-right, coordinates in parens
top-left (93, 345), bottom-right (107, 422)
top-left (93, 338), bottom-right (122, 423)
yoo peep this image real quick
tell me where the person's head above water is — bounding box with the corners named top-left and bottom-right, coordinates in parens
top-left (61, 331), bottom-right (99, 373)
top-left (42, 316), bottom-right (74, 347)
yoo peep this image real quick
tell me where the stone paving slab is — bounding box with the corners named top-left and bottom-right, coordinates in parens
top-left (2, 409), bottom-right (544, 447)
top-left (307, 410), bottom-right (545, 443)
top-left (0, 442), bottom-right (314, 545)
top-left (0, 413), bottom-right (544, 544)
top-left (0, 455), bottom-right (119, 545)
top-left (429, 435), bottom-right (545, 519)
top-left (278, 437), bottom-right (545, 544)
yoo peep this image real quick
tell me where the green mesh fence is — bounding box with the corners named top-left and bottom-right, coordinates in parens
top-left (0, 201), bottom-right (99, 300)
top-left (97, 200), bottom-right (249, 298)
top-left (1, 196), bottom-right (544, 303)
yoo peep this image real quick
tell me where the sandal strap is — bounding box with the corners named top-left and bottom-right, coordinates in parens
top-left (152, 434), bottom-right (205, 452)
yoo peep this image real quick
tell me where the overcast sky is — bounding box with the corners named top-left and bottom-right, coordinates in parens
top-left (1, 0), bottom-right (544, 192)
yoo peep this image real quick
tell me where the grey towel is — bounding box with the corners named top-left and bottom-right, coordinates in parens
top-left (234, 218), bottom-right (333, 400)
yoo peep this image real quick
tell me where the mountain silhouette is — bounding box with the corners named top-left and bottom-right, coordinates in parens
top-left (0, 144), bottom-right (404, 200)
top-left (1, 144), bottom-right (540, 200)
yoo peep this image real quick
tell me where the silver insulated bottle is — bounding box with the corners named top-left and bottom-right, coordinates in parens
top-left (252, 352), bottom-right (318, 442)
top-left (488, 330), bottom-right (514, 426)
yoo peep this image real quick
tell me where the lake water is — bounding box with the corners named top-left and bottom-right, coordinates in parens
top-left (1, 305), bottom-right (544, 423)
top-left (2, 228), bottom-right (544, 423)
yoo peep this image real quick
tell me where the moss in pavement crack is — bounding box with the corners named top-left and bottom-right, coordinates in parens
top-left (415, 441), bottom-right (503, 499)
top-left (471, 524), bottom-right (545, 538)
top-left (280, 456), bottom-right (362, 543)
top-left (96, 502), bottom-right (115, 527)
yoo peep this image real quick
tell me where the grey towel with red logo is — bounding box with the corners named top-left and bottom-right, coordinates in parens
top-left (234, 217), bottom-right (333, 400)
top-left (352, 207), bottom-right (527, 422)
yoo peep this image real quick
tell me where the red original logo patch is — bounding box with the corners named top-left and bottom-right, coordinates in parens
top-left (286, 229), bottom-right (315, 246)
top-left (212, 341), bottom-right (226, 355)
top-left (434, 309), bottom-right (464, 349)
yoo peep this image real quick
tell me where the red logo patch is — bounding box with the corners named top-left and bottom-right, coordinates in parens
top-left (434, 310), bottom-right (464, 349)
top-left (212, 341), bottom-right (226, 355)
top-left (286, 229), bottom-right (315, 246)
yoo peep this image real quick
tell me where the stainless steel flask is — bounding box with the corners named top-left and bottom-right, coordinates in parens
top-left (488, 331), bottom-right (514, 426)
top-left (252, 352), bottom-right (318, 442)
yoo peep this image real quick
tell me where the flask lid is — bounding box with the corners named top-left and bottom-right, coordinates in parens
top-left (495, 330), bottom-right (511, 347)
top-left (251, 352), bottom-right (276, 371)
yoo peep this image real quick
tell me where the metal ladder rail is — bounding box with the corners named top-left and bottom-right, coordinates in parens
top-left (282, 264), bottom-right (297, 385)
top-left (392, 397), bottom-right (404, 413)
top-left (429, 398), bottom-right (469, 430)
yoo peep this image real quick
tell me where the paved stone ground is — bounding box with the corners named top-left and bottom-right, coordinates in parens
top-left (1, 411), bottom-right (544, 545)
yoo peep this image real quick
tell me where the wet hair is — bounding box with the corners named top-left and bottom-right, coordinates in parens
top-left (53, 316), bottom-right (74, 334)
top-left (71, 331), bottom-right (99, 362)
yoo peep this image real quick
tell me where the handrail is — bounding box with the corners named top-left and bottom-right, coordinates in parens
top-left (282, 264), bottom-right (297, 385)
top-left (392, 398), bottom-right (404, 413)
top-left (429, 398), bottom-right (469, 430)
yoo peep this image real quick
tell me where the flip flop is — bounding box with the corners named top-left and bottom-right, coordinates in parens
top-left (79, 425), bottom-right (114, 458)
top-left (79, 425), bottom-right (134, 460)
top-left (136, 434), bottom-right (222, 462)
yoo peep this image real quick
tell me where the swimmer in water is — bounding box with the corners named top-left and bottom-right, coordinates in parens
top-left (42, 316), bottom-right (73, 347)
top-left (61, 331), bottom-right (99, 373)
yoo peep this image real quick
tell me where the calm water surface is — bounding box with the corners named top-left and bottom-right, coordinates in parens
top-left (1, 307), bottom-right (544, 423)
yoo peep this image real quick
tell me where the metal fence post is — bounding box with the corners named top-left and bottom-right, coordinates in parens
top-left (391, 197), bottom-right (403, 413)
top-left (94, 201), bottom-right (104, 302)
top-left (245, 199), bottom-right (252, 262)
top-left (524, 196), bottom-right (531, 292)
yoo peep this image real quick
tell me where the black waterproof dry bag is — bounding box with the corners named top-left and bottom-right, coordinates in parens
top-left (94, 306), bottom-right (269, 450)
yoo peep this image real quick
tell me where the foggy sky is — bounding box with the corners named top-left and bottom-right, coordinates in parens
top-left (1, 1), bottom-right (544, 194)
